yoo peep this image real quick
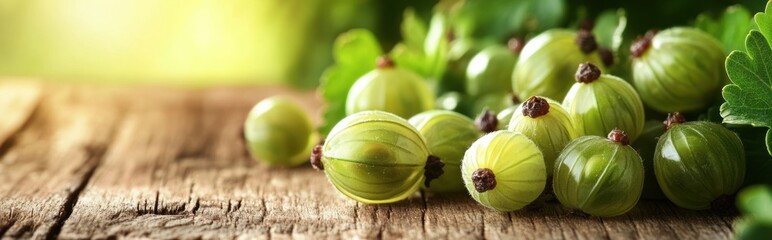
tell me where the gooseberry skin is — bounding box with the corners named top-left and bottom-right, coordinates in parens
top-left (441, 38), bottom-right (490, 93)
top-left (631, 27), bottom-right (725, 113)
top-left (470, 92), bottom-right (515, 117)
top-left (553, 133), bottom-right (645, 217)
top-left (496, 106), bottom-right (518, 130)
top-left (512, 30), bottom-right (606, 101)
top-left (244, 96), bottom-right (315, 166)
top-left (322, 111), bottom-right (430, 204)
top-left (462, 130), bottom-right (546, 212)
top-left (409, 110), bottom-right (481, 193)
top-left (436, 91), bottom-right (464, 112)
top-left (508, 96), bottom-right (577, 174)
top-left (563, 66), bottom-right (645, 142)
top-left (466, 45), bottom-right (518, 97)
top-left (346, 66), bottom-right (435, 119)
top-left (654, 121), bottom-right (745, 210)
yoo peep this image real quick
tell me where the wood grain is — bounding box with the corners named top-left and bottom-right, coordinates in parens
top-left (0, 81), bottom-right (738, 239)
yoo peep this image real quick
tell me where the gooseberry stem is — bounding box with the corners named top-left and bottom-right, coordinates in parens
top-left (631, 30), bottom-right (658, 58)
top-left (598, 47), bottom-right (614, 67)
top-left (607, 128), bottom-right (630, 145)
top-left (475, 109), bottom-right (498, 133)
top-left (472, 168), bottom-right (497, 193)
top-left (663, 112), bottom-right (686, 130)
top-left (446, 30), bottom-right (456, 43)
top-left (310, 144), bottom-right (324, 170)
top-left (508, 37), bottom-right (526, 55)
top-left (522, 96), bottom-right (550, 118)
top-left (510, 93), bottom-right (520, 105)
top-left (424, 155), bottom-right (445, 187)
top-left (575, 29), bottom-right (598, 54)
top-left (579, 19), bottom-right (594, 31)
top-left (575, 62), bottom-right (601, 83)
top-left (376, 56), bottom-right (395, 69)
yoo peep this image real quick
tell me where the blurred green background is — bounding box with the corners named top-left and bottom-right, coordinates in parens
top-left (0, 0), bottom-right (763, 88)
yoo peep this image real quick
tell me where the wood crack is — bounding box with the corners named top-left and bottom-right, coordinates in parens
top-left (598, 217), bottom-right (611, 240)
top-left (0, 217), bottom-right (16, 238)
top-left (45, 145), bottom-right (108, 240)
top-left (420, 190), bottom-right (427, 237)
top-left (233, 199), bottom-right (242, 213)
top-left (154, 190), bottom-right (160, 214)
top-left (353, 202), bottom-right (359, 228)
top-left (191, 199), bottom-right (200, 215)
top-left (258, 198), bottom-right (266, 223)
top-left (481, 210), bottom-right (486, 240)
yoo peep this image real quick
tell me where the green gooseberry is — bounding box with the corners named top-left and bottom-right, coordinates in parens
top-left (441, 37), bottom-right (490, 93)
top-left (435, 91), bottom-right (472, 114)
top-left (553, 129), bottom-right (644, 217)
top-left (409, 110), bottom-right (482, 193)
top-left (495, 105), bottom-right (518, 130)
top-left (508, 96), bottom-right (578, 175)
top-left (473, 91), bottom-right (522, 132)
top-left (631, 120), bottom-right (666, 199)
top-left (466, 43), bottom-right (519, 97)
top-left (654, 113), bottom-right (745, 210)
top-left (563, 62), bottom-right (645, 142)
top-left (243, 96), bottom-right (316, 166)
top-left (346, 56), bottom-right (435, 119)
top-left (630, 28), bottom-right (725, 113)
top-left (462, 130), bottom-right (546, 212)
top-left (469, 92), bottom-right (516, 118)
top-left (311, 111), bottom-right (444, 204)
top-left (512, 29), bottom-right (606, 101)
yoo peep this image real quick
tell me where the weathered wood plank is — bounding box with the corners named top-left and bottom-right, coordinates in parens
top-left (0, 81), bottom-right (41, 157)
top-left (0, 83), bottom-right (739, 239)
top-left (58, 86), bottom-right (368, 239)
top-left (0, 85), bottom-right (122, 239)
top-left (423, 193), bottom-right (484, 239)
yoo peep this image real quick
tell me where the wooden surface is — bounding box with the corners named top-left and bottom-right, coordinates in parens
top-left (0, 80), bottom-right (738, 239)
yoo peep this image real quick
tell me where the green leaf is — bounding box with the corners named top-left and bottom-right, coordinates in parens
top-left (450, 0), bottom-right (565, 41)
top-left (401, 8), bottom-right (428, 51)
top-left (319, 29), bottom-right (383, 135)
top-left (390, 43), bottom-right (433, 78)
top-left (696, 5), bottom-right (755, 52)
top-left (738, 185), bottom-right (772, 222)
top-left (527, 0), bottom-right (566, 32)
top-left (424, 12), bottom-right (450, 81)
top-left (332, 29), bottom-right (383, 67)
top-left (768, 129), bottom-right (772, 156)
top-left (730, 126), bottom-right (772, 185)
top-left (391, 11), bottom-right (448, 83)
top-left (736, 219), bottom-right (772, 240)
top-left (592, 9), bottom-right (627, 52)
top-left (720, 30), bottom-right (772, 156)
top-left (755, 1), bottom-right (772, 47)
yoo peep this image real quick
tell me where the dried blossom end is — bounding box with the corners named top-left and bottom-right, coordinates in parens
top-left (310, 144), bottom-right (324, 170)
top-left (472, 168), bottom-right (497, 193)
top-left (575, 62), bottom-right (602, 83)
top-left (607, 128), bottom-right (630, 145)
top-left (663, 112), bottom-right (687, 130)
top-left (424, 155), bottom-right (445, 187)
top-left (522, 96), bottom-right (550, 118)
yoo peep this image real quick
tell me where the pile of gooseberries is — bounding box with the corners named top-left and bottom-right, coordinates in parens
top-left (243, 25), bottom-right (745, 217)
